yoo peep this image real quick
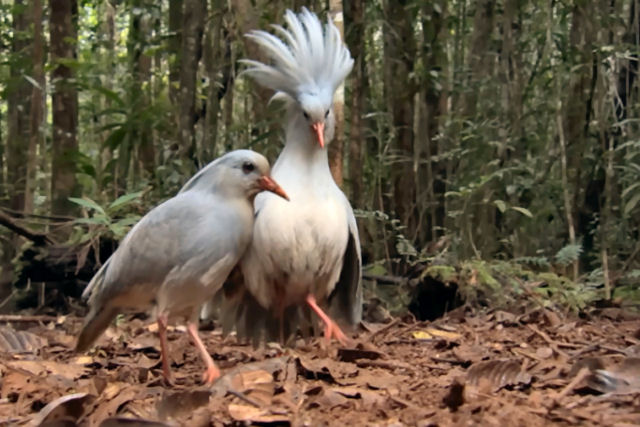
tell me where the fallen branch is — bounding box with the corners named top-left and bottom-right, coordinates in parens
top-left (0, 210), bottom-right (55, 246)
top-left (0, 314), bottom-right (59, 323)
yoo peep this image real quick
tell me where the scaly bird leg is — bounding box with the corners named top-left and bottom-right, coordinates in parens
top-left (187, 322), bottom-right (220, 384)
top-left (305, 294), bottom-right (350, 345)
top-left (157, 313), bottom-right (173, 384)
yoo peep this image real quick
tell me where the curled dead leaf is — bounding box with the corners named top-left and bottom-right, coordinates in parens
top-left (0, 326), bottom-right (47, 354)
top-left (584, 358), bottom-right (640, 394)
top-left (466, 359), bottom-right (531, 391)
top-left (227, 403), bottom-right (289, 424)
top-left (31, 392), bottom-right (95, 426)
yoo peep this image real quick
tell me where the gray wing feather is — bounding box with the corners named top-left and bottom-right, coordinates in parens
top-left (81, 192), bottom-right (245, 340)
top-left (328, 208), bottom-right (362, 327)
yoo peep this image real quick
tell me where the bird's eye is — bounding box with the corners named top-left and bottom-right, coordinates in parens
top-left (324, 109), bottom-right (329, 118)
top-left (242, 162), bottom-right (255, 174)
top-left (303, 111), bottom-right (309, 119)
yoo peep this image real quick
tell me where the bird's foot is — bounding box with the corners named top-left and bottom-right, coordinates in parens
top-left (306, 294), bottom-right (352, 346)
top-left (324, 320), bottom-right (351, 346)
top-left (202, 364), bottom-right (221, 384)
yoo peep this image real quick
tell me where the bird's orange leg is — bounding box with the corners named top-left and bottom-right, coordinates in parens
top-left (305, 294), bottom-right (350, 345)
top-left (157, 313), bottom-right (173, 383)
top-left (187, 322), bottom-right (220, 384)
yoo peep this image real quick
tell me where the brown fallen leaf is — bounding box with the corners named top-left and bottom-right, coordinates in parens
top-left (330, 386), bottom-right (386, 407)
top-left (30, 392), bottom-right (95, 427)
top-left (466, 359), bottom-right (531, 391)
top-left (99, 417), bottom-right (172, 427)
top-left (295, 357), bottom-right (336, 384)
top-left (227, 403), bottom-right (290, 424)
top-left (0, 326), bottom-right (47, 354)
top-left (583, 357), bottom-right (640, 394)
top-left (337, 346), bottom-right (383, 363)
top-left (7, 360), bottom-right (89, 380)
top-left (157, 390), bottom-right (211, 421)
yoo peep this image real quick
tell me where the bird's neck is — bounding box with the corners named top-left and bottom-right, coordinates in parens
top-left (277, 114), bottom-right (332, 179)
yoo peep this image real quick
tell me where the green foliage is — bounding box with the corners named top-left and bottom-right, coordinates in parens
top-left (417, 259), bottom-right (609, 314)
top-left (554, 244), bottom-right (583, 267)
top-left (68, 191), bottom-right (145, 245)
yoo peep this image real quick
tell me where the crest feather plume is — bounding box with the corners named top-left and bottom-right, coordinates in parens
top-left (241, 8), bottom-right (353, 107)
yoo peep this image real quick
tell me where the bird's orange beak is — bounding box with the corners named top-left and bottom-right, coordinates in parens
top-left (258, 176), bottom-right (289, 201)
top-left (311, 122), bottom-right (325, 148)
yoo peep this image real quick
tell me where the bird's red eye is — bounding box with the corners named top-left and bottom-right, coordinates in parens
top-left (303, 111), bottom-right (309, 119)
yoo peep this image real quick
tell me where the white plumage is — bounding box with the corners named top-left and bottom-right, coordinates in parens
top-left (222, 8), bottom-right (362, 345)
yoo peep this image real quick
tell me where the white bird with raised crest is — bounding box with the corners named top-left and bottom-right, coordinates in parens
top-left (219, 8), bottom-right (362, 345)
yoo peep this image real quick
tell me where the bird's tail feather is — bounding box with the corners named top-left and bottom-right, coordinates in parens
top-left (75, 306), bottom-right (119, 352)
top-left (82, 257), bottom-right (111, 301)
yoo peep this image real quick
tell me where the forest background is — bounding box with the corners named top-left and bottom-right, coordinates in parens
top-left (1, 0), bottom-right (639, 315)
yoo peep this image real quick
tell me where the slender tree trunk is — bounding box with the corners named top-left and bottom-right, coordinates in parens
top-left (419, 0), bottom-right (447, 245)
top-left (328, 0), bottom-right (346, 186)
top-left (7, 0), bottom-right (32, 212)
top-left (49, 0), bottom-right (79, 216)
top-left (202, 0), bottom-right (226, 162)
top-left (26, 0), bottom-right (45, 214)
top-left (232, 0), bottom-right (273, 149)
top-left (168, 0), bottom-right (183, 107)
top-left (383, 0), bottom-right (417, 253)
top-left (345, 0), bottom-right (365, 207)
top-left (178, 0), bottom-right (206, 165)
top-left (128, 0), bottom-right (155, 179)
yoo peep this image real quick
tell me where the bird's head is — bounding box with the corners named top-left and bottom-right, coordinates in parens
top-left (241, 8), bottom-right (353, 149)
top-left (226, 150), bottom-right (289, 200)
top-left (179, 150), bottom-right (289, 201)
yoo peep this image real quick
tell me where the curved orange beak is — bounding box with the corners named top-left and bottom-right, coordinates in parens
top-left (258, 176), bottom-right (289, 201)
top-left (311, 122), bottom-right (325, 148)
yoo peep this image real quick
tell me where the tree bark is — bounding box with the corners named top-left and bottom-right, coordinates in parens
top-left (383, 0), bottom-right (417, 249)
top-left (168, 0), bottom-right (183, 106)
top-left (26, 0), bottom-right (45, 214)
top-left (345, 0), bottom-right (365, 207)
top-left (7, 0), bottom-right (32, 212)
top-left (128, 0), bottom-right (155, 178)
top-left (49, 0), bottom-right (79, 216)
top-left (202, 0), bottom-right (227, 162)
top-left (328, 0), bottom-right (346, 187)
top-left (178, 0), bottom-right (206, 165)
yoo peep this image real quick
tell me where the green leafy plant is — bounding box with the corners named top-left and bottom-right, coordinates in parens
top-left (68, 191), bottom-right (146, 269)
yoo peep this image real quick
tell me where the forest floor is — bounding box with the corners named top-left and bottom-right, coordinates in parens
top-left (0, 306), bottom-right (639, 426)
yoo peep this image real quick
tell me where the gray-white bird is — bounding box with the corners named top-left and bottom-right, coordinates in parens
top-left (220, 8), bottom-right (362, 345)
top-left (76, 150), bottom-right (288, 383)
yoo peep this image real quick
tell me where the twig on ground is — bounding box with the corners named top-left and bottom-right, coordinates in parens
top-left (0, 314), bottom-right (58, 323)
top-left (527, 324), bottom-right (570, 359)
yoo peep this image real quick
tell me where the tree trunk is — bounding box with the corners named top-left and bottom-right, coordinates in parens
top-left (345, 0), bottom-right (365, 207)
top-left (383, 0), bottom-right (417, 253)
top-left (168, 0), bottom-right (183, 106)
top-left (128, 0), bottom-right (155, 179)
top-left (7, 0), bottom-right (32, 212)
top-left (49, 0), bottom-right (79, 216)
top-left (418, 0), bottom-right (447, 245)
top-left (26, 0), bottom-right (45, 214)
top-left (178, 0), bottom-right (206, 165)
top-left (328, 0), bottom-right (346, 187)
top-left (202, 0), bottom-right (227, 162)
